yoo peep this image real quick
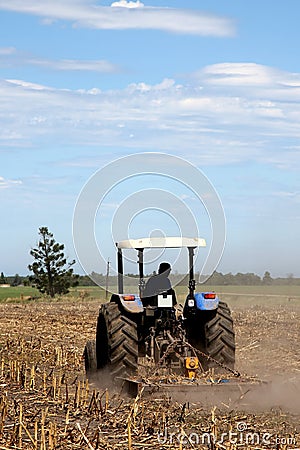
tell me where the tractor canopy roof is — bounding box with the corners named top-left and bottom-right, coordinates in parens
top-left (116, 237), bottom-right (206, 249)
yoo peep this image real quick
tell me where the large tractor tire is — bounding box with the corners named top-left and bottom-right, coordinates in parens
top-left (186, 301), bottom-right (235, 372)
top-left (204, 301), bottom-right (235, 371)
top-left (95, 302), bottom-right (138, 379)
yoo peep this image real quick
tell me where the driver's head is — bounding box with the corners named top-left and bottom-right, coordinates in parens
top-left (158, 262), bottom-right (171, 276)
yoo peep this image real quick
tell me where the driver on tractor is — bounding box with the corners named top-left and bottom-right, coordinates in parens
top-left (142, 262), bottom-right (177, 306)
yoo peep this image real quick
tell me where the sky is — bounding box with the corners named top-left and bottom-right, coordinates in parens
top-left (1, 0), bottom-right (300, 279)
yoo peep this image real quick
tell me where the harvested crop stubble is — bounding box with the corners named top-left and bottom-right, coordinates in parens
top-left (0, 300), bottom-right (299, 449)
top-left (233, 304), bottom-right (300, 376)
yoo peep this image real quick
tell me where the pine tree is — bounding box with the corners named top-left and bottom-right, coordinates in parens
top-left (0, 272), bottom-right (6, 284)
top-left (28, 227), bottom-right (78, 297)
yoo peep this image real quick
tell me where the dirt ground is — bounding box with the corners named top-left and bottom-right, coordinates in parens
top-left (0, 298), bottom-right (299, 449)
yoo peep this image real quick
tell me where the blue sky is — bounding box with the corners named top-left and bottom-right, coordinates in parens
top-left (1, 0), bottom-right (300, 278)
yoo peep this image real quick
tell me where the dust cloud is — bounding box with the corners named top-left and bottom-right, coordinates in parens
top-left (243, 375), bottom-right (300, 414)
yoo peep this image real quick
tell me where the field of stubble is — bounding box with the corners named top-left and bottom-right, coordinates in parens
top-left (0, 295), bottom-right (299, 449)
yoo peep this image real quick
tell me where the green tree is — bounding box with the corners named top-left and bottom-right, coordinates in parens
top-left (262, 271), bottom-right (273, 285)
top-left (28, 227), bottom-right (78, 298)
top-left (0, 272), bottom-right (6, 284)
top-left (11, 273), bottom-right (21, 287)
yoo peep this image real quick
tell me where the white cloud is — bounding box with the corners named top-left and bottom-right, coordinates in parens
top-left (1, 63), bottom-right (300, 168)
top-left (0, 176), bottom-right (22, 189)
top-left (40, 17), bottom-right (57, 25)
top-left (202, 63), bottom-right (275, 86)
top-left (0, 49), bottom-right (119, 73)
top-left (7, 79), bottom-right (52, 90)
top-left (111, 0), bottom-right (144, 8)
top-left (0, 47), bottom-right (16, 55)
top-left (275, 191), bottom-right (300, 200)
top-left (30, 58), bottom-right (118, 73)
top-left (0, 1), bottom-right (235, 36)
top-left (194, 63), bottom-right (300, 101)
top-left (128, 78), bottom-right (176, 92)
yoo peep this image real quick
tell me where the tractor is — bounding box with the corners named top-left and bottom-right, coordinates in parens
top-left (84, 237), bottom-right (236, 382)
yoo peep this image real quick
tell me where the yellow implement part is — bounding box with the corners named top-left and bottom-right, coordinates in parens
top-left (185, 356), bottom-right (199, 379)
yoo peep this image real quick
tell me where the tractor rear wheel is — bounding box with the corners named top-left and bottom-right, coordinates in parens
top-left (204, 301), bottom-right (235, 371)
top-left (95, 302), bottom-right (138, 378)
top-left (186, 301), bottom-right (235, 372)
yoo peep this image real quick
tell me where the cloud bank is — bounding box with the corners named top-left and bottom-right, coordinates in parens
top-left (111, 1), bottom-right (144, 8)
top-left (0, 0), bottom-right (234, 36)
top-left (1, 63), bottom-right (300, 169)
top-left (0, 176), bottom-right (22, 189)
top-left (0, 48), bottom-right (119, 73)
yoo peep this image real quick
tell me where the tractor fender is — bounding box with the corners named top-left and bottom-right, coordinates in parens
top-left (194, 292), bottom-right (219, 310)
top-left (110, 293), bottom-right (144, 314)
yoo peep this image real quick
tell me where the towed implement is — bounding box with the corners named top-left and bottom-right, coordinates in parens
top-left (85, 237), bottom-right (262, 407)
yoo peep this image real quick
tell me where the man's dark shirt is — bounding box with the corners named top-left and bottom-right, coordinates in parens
top-left (143, 273), bottom-right (171, 297)
top-left (142, 273), bottom-right (176, 306)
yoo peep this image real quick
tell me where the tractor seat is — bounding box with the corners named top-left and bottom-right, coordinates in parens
top-left (142, 288), bottom-right (177, 307)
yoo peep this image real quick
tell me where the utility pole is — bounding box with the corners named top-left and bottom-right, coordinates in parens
top-left (105, 259), bottom-right (110, 300)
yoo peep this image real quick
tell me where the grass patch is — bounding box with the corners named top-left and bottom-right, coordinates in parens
top-left (66, 286), bottom-right (107, 301)
top-left (1, 284), bottom-right (299, 304)
top-left (0, 286), bottom-right (40, 302)
top-left (205, 284), bottom-right (300, 296)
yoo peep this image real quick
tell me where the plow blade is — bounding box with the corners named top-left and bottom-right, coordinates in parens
top-left (122, 377), bottom-right (266, 409)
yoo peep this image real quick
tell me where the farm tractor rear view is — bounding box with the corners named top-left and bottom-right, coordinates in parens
top-left (84, 237), bottom-right (248, 402)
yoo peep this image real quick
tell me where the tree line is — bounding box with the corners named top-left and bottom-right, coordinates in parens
top-left (4, 270), bottom-right (300, 289)
top-left (77, 270), bottom-right (300, 287)
top-left (1, 227), bottom-right (299, 299)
